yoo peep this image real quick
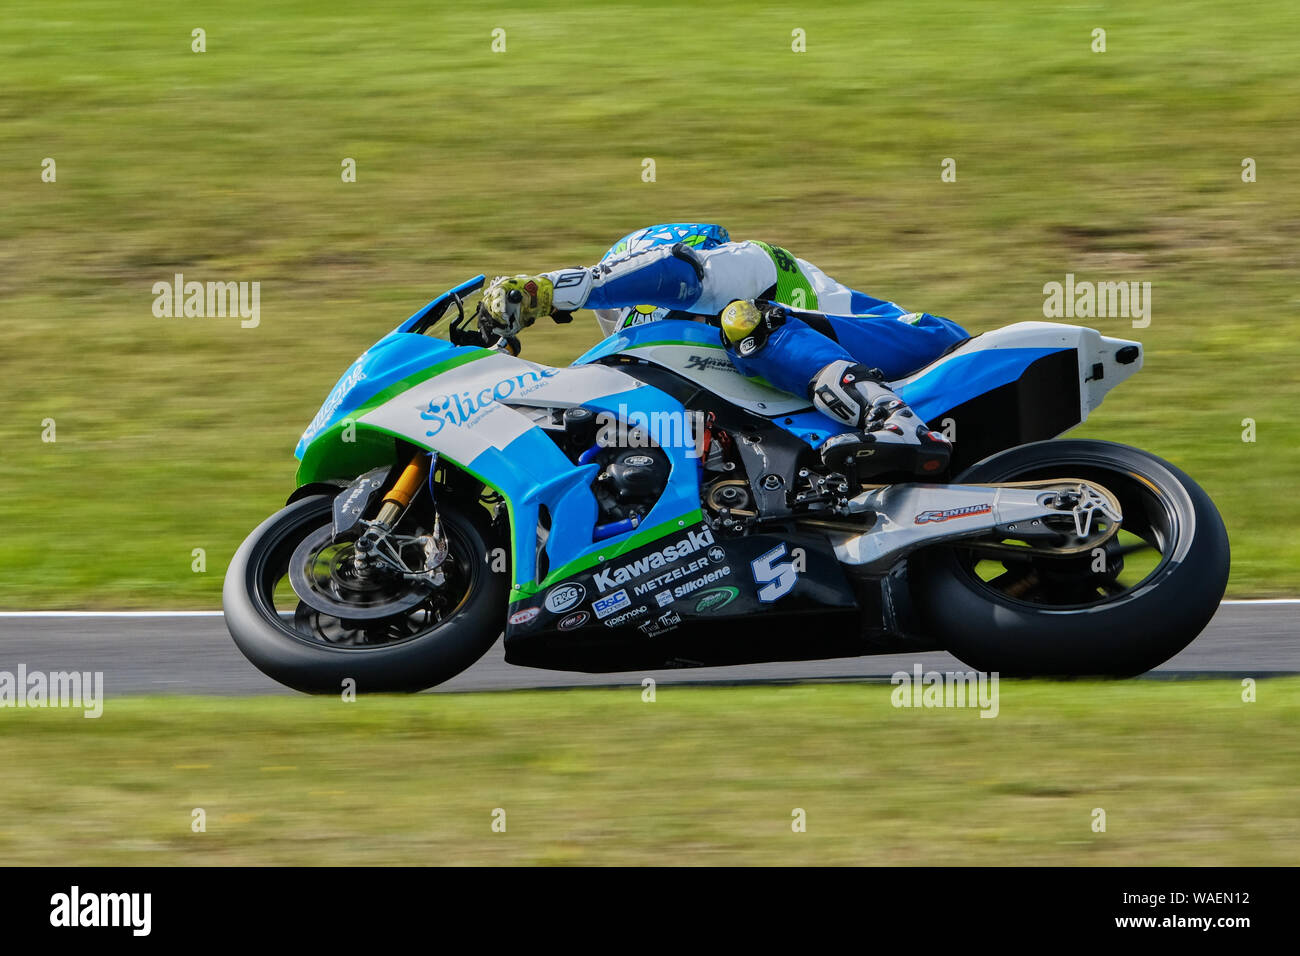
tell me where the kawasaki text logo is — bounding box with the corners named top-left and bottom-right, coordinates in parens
top-left (593, 527), bottom-right (715, 594)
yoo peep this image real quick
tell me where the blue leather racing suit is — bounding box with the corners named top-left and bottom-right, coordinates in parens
top-left (543, 223), bottom-right (968, 400)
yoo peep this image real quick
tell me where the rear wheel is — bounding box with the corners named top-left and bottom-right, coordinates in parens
top-left (909, 440), bottom-right (1229, 676)
top-left (224, 493), bottom-right (506, 693)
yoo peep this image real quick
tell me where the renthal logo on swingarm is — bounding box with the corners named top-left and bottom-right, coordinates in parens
top-left (593, 527), bottom-right (716, 594)
top-left (420, 367), bottom-right (560, 436)
top-left (914, 503), bottom-right (993, 524)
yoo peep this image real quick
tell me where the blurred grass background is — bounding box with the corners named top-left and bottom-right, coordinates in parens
top-left (1, 679), bottom-right (1295, 865)
top-left (1, 0), bottom-right (1297, 605)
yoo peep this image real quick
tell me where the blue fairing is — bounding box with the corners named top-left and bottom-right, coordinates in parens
top-left (575, 319), bottom-right (1069, 447)
top-left (294, 331), bottom-right (483, 460)
top-left (895, 347), bottom-right (1070, 423)
top-left (483, 381), bottom-right (701, 586)
top-left (572, 317), bottom-right (720, 364)
top-left (294, 274), bottom-right (490, 456)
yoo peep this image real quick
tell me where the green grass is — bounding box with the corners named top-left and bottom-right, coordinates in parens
top-left (0, 679), bottom-right (1295, 865)
top-left (2, 0), bottom-right (1298, 605)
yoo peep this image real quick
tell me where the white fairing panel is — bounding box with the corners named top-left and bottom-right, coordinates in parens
top-left (619, 342), bottom-right (812, 416)
top-left (360, 352), bottom-right (644, 462)
top-left (890, 321), bottom-right (1143, 423)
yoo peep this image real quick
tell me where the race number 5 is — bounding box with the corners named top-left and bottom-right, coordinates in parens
top-left (751, 544), bottom-right (799, 603)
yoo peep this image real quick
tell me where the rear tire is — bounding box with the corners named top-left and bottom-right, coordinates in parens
top-left (223, 494), bottom-right (506, 693)
top-left (909, 440), bottom-right (1229, 676)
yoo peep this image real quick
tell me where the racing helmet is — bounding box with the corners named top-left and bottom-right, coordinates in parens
top-left (592, 222), bottom-right (730, 335)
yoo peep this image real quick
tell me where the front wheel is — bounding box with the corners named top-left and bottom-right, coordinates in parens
top-left (223, 494), bottom-right (506, 693)
top-left (908, 440), bottom-right (1230, 676)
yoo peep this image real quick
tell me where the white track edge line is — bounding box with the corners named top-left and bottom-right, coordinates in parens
top-left (0, 600), bottom-right (1296, 618)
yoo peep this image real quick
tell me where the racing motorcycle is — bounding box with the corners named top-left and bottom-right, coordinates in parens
top-left (224, 275), bottom-right (1230, 692)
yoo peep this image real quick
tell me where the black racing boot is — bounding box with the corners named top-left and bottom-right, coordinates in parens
top-left (810, 360), bottom-right (951, 477)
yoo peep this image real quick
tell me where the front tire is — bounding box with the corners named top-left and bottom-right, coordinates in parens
top-left (223, 494), bottom-right (506, 693)
top-left (909, 440), bottom-right (1230, 676)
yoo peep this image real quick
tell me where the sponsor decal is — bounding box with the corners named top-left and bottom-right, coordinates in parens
top-left (601, 605), bottom-right (649, 628)
top-left (752, 545), bottom-right (800, 603)
top-left (557, 610), bottom-right (589, 630)
top-left (671, 565), bottom-right (732, 600)
top-left (639, 609), bottom-right (682, 637)
top-left (420, 367), bottom-right (560, 436)
top-left (685, 354), bottom-right (736, 373)
top-left (632, 555), bottom-right (712, 596)
top-left (301, 362), bottom-right (366, 444)
top-left (544, 582), bottom-right (586, 614)
top-left (693, 585), bottom-right (739, 613)
top-left (624, 454), bottom-right (655, 467)
top-left (654, 590), bottom-right (673, 607)
top-left (508, 607), bottom-right (540, 626)
top-left (914, 503), bottom-right (993, 524)
top-left (553, 270), bottom-right (587, 289)
top-left (707, 546), bottom-right (725, 563)
top-left (592, 589), bottom-right (631, 619)
top-left (594, 527), bottom-right (715, 594)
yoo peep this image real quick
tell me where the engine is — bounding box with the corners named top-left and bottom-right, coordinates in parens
top-left (593, 446), bottom-right (671, 523)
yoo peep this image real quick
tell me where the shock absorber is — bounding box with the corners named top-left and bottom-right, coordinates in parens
top-left (355, 452), bottom-right (431, 559)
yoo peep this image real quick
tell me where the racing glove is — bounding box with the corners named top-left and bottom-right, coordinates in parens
top-left (480, 274), bottom-right (555, 338)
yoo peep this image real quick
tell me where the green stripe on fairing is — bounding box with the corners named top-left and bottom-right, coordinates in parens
top-left (298, 418), bottom-right (530, 598)
top-left (351, 345), bottom-right (494, 418)
top-left (510, 508), bottom-right (706, 602)
top-left (298, 398), bottom-right (706, 605)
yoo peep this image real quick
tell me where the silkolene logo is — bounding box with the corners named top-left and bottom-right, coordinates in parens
top-left (420, 367), bottom-right (560, 435)
top-left (594, 527), bottom-right (715, 594)
top-left (914, 503), bottom-right (992, 524)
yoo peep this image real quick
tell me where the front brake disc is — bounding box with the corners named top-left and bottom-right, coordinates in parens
top-left (288, 524), bottom-right (432, 620)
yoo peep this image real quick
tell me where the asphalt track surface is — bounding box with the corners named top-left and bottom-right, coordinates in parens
top-left (0, 601), bottom-right (1295, 695)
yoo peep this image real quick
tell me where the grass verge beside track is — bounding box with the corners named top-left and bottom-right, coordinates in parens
top-left (1, 678), bottom-right (1295, 865)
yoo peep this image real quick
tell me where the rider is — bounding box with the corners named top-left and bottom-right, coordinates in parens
top-left (478, 222), bottom-right (967, 475)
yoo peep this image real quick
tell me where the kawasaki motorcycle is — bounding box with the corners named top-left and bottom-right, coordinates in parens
top-left (223, 276), bottom-right (1230, 692)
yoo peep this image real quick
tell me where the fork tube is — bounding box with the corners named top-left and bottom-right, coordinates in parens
top-left (374, 452), bottom-right (431, 527)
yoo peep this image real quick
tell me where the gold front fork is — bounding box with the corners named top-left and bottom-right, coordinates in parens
top-left (373, 452), bottom-right (431, 528)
